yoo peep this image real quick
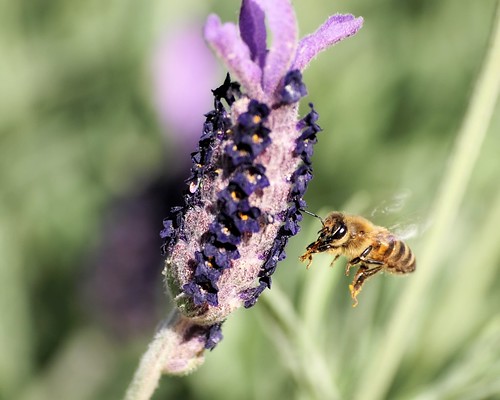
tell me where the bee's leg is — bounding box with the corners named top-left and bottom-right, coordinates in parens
top-left (345, 245), bottom-right (373, 276)
top-left (345, 257), bottom-right (360, 276)
top-left (329, 254), bottom-right (340, 268)
top-left (348, 245), bottom-right (384, 276)
top-left (299, 253), bottom-right (314, 269)
top-left (349, 265), bottom-right (383, 307)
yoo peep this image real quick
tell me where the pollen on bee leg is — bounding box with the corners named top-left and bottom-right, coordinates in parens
top-left (349, 265), bottom-right (368, 307)
top-left (349, 284), bottom-right (360, 308)
top-left (349, 265), bottom-right (382, 307)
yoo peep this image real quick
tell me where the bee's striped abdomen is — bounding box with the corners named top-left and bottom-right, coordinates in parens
top-left (385, 237), bottom-right (416, 274)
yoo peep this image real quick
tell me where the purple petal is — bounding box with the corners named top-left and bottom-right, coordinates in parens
top-left (239, 0), bottom-right (267, 69)
top-left (204, 14), bottom-right (263, 97)
top-left (254, 0), bottom-right (298, 95)
top-left (292, 14), bottom-right (364, 71)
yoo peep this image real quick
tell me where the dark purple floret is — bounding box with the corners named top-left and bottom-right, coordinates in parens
top-left (199, 122), bottom-right (215, 143)
top-left (204, 323), bottom-right (224, 350)
top-left (269, 235), bottom-right (288, 263)
top-left (303, 103), bottom-right (320, 126)
top-left (218, 183), bottom-right (246, 215)
top-left (288, 197), bottom-right (307, 215)
top-left (294, 104), bottom-right (322, 164)
top-left (232, 202), bottom-right (261, 233)
top-left (183, 282), bottom-right (209, 306)
top-left (299, 127), bottom-right (320, 142)
top-left (204, 87), bottom-right (236, 138)
top-left (232, 165), bottom-right (270, 195)
top-left (294, 137), bottom-right (316, 164)
top-left (225, 142), bottom-right (256, 168)
top-left (193, 262), bottom-right (221, 291)
top-left (259, 275), bottom-right (272, 289)
top-left (203, 242), bottom-right (238, 270)
top-left (160, 219), bottom-right (174, 240)
top-left (209, 216), bottom-right (242, 246)
top-left (184, 277), bottom-right (219, 306)
top-left (190, 151), bottom-right (203, 167)
top-left (242, 279), bottom-right (269, 309)
top-left (160, 206), bottom-right (186, 255)
top-left (291, 164), bottom-right (313, 196)
top-left (279, 69), bottom-right (308, 105)
top-left (236, 101), bottom-right (269, 130)
top-left (204, 292), bottom-right (219, 307)
top-left (234, 126), bottom-right (272, 158)
top-left (259, 234), bottom-right (288, 277)
top-left (246, 99), bottom-right (270, 120)
top-left (296, 103), bottom-right (321, 131)
top-left (215, 242), bottom-right (241, 260)
top-left (222, 100), bottom-right (272, 171)
top-left (283, 210), bottom-right (303, 236)
top-left (212, 73), bottom-right (241, 105)
top-left (300, 130), bottom-right (320, 144)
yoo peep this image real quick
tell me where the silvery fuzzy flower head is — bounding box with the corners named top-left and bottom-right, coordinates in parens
top-left (160, 0), bottom-right (362, 374)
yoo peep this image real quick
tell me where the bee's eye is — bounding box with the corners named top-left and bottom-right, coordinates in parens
top-left (331, 223), bottom-right (347, 240)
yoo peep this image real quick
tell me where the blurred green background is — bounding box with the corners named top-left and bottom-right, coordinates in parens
top-left (1, 0), bottom-right (499, 399)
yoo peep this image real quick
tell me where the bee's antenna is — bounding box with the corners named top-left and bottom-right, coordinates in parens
top-left (300, 209), bottom-right (325, 226)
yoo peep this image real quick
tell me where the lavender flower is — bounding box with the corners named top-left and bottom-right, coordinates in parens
top-left (160, 0), bottom-right (362, 374)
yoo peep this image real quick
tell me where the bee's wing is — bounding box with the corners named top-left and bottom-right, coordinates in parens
top-left (370, 189), bottom-right (413, 218)
top-left (390, 217), bottom-right (432, 240)
top-left (369, 189), bottom-right (431, 240)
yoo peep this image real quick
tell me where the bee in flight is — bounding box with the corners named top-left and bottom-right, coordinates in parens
top-left (299, 211), bottom-right (416, 307)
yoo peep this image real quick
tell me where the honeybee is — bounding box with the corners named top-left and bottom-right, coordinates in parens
top-left (299, 211), bottom-right (416, 307)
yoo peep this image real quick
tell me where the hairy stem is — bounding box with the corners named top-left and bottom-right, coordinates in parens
top-left (124, 310), bottom-right (206, 400)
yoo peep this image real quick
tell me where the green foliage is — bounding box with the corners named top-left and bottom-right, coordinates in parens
top-left (1, 0), bottom-right (499, 399)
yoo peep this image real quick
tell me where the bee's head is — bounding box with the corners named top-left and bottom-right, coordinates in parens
top-left (320, 212), bottom-right (348, 243)
top-left (305, 212), bottom-right (349, 252)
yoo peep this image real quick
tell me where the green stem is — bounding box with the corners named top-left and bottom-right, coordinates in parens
top-left (124, 312), bottom-right (177, 400)
top-left (260, 285), bottom-right (340, 400)
top-left (354, 3), bottom-right (500, 400)
top-left (0, 219), bottom-right (33, 399)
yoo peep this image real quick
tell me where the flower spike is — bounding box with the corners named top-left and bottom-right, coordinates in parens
top-left (159, 0), bottom-right (362, 374)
